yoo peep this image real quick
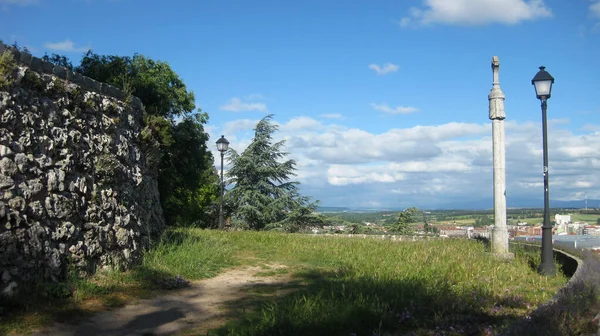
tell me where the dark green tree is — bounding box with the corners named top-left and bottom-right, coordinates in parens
top-left (225, 114), bottom-right (319, 231)
top-left (76, 51), bottom-right (195, 119)
top-left (157, 113), bottom-right (218, 226)
top-left (395, 207), bottom-right (419, 235)
top-left (474, 215), bottom-right (494, 228)
top-left (42, 53), bottom-right (73, 70)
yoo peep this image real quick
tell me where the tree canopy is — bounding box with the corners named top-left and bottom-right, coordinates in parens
top-left (76, 51), bottom-right (195, 120)
top-left (395, 207), bottom-right (419, 235)
top-left (225, 114), bottom-right (323, 232)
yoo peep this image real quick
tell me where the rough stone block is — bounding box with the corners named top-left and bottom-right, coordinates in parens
top-left (106, 84), bottom-right (120, 98)
top-left (87, 78), bottom-right (101, 92)
top-left (10, 48), bottom-right (21, 63)
top-left (131, 96), bottom-right (142, 108)
top-left (19, 52), bottom-right (33, 66)
top-left (29, 57), bottom-right (43, 73)
top-left (72, 72), bottom-right (85, 87)
top-left (52, 66), bottom-right (67, 79)
top-left (65, 69), bottom-right (73, 82)
top-left (41, 60), bottom-right (54, 74)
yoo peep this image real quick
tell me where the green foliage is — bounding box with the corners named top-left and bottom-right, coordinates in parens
top-left (0, 50), bottom-right (16, 89)
top-left (423, 215), bottom-right (437, 234)
top-left (142, 228), bottom-right (238, 279)
top-left (21, 69), bottom-right (44, 91)
top-left (76, 51), bottom-right (195, 119)
top-left (42, 52), bottom-right (74, 71)
top-left (266, 206), bottom-right (330, 233)
top-left (394, 207), bottom-right (419, 235)
top-left (158, 113), bottom-right (219, 227)
top-left (226, 114), bottom-right (318, 231)
top-left (52, 77), bottom-right (66, 95)
top-left (474, 215), bottom-right (494, 227)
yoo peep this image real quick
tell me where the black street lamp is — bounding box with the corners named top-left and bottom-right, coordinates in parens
top-left (216, 135), bottom-right (230, 230)
top-left (532, 66), bottom-right (556, 276)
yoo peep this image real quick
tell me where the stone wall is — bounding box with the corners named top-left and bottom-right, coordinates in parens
top-left (0, 43), bottom-right (165, 297)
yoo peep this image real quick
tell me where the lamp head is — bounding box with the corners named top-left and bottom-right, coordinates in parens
top-left (216, 135), bottom-right (229, 152)
top-left (531, 66), bottom-right (554, 101)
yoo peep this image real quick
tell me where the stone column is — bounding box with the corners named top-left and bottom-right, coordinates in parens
top-left (488, 56), bottom-right (512, 258)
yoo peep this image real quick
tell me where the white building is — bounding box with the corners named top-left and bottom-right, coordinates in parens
top-left (555, 214), bottom-right (571, 226)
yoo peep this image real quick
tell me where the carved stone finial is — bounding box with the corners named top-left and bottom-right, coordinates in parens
top-left (492, 56), bottom-right (500, 84)
top-left (492, 56), bottom-right (500, 68)
top-left (489, 56), bottom-right (505, 120)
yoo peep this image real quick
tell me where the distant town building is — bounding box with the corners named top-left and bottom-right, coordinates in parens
top-left (555, 214), bottom-right (571, 226)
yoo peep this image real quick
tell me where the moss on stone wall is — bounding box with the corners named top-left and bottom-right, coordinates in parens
top-left (0, 51), bottom-right (16, 89)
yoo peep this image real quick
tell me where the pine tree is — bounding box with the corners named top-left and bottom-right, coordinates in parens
top-left (225, 114), bottom-right (321, 231)
top-left (395, 207), bottom-right (419, 235)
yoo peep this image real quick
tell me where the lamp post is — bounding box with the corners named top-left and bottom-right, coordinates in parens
top-left (216, 135), bottom-right (229, 230)
top-left (532, 66), bottom-right (556, 276)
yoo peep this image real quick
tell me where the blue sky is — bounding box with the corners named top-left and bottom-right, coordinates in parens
top-left (2, 0), bottom-right (599, 209)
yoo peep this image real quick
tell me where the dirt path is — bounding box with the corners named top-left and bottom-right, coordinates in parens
top-left (31, 264), bottom-right (293, 336)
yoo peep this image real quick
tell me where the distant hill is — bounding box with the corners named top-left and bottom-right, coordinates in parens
top-left (317, 206), bottom-right (351, 212)
top-left (319, 199), bottom-right (600, 212)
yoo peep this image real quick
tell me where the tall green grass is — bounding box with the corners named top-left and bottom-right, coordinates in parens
top-left (0, 229), bottom-right (570, 336)
top-left (208, 231), bottom-right (567, 335)
top-left (142, 228), bottom-right (239, 279)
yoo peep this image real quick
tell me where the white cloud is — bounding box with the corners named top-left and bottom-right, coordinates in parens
top-left (371, 103), bottom-right (419, 114)
top-left (280, 117), bottom-right (323, 132)
top-left (580, 123), bottom-right (599, 132)
top-left (210, 115), bottom-right (600, 208)
top-left (591, 1), bottom-right (600, 18)
top-left (400, 0), bottom-right (552, 27)
top-left (222, 119), bottom-right (260, 135)
top-left (319, 113), bottom-right (344, 120)
top-left (44, 39), bottom-right (91, 53)
top-left (368, 63), bottom-right (399, 75)
top-left (220, 97), bottom-right (268, 112)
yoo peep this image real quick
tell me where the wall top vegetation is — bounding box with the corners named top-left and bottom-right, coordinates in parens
top-left (0, 42), bottom-right (142, 108)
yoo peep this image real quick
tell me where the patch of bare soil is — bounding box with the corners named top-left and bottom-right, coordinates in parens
top-left (31, 264), bottom-right (295, 336)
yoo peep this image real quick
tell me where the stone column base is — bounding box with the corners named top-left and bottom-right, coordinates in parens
top-left (492, 252), bottom-right (515, 260)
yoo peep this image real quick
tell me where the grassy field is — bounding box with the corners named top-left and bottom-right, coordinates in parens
top-left (508, 217), bottom-right (544, 225)
top-left (572, 213), bottom-right (600, 223)
top-left (0, 230), bottom-right (574, 335)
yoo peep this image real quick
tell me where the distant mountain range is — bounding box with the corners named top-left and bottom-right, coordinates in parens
top-left (319, 199), bottom-right (600, 212)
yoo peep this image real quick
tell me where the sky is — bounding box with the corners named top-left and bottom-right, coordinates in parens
top-left (1, 0), bottom-right (599, 209)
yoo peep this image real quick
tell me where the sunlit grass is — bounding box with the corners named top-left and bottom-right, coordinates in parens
top-left (1, 229), bottom-right (570, 336)
top-left (210, 231), bottom-right (567, 335)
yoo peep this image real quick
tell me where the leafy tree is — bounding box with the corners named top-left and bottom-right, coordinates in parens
top-left (474, 215), bottom-right (494, 228)
top-left (395, 207), bottom-right (419, 235)
top-left (158, 113), bottom-right (218, 227)
top-left (76, 51), bottom-right (195, 119)
top-left (423, 214), bottom-right (432, 234)
top-left (225, 114), bottom-right (319, 231)
top-left (42, 53), bottom-right (73, 70)
top-left (597, 218), bottom-right (600, 224)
